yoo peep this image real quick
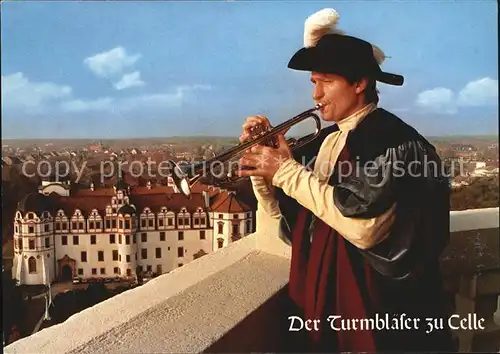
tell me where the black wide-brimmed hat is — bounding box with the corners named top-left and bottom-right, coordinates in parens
top-left (288, 33), bottom-right (404, 86)
top-left (288, 8), bottom-right (404, 86)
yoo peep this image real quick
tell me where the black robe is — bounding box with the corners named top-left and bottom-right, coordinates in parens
top-left (275, 108), bottom-right (457, 352)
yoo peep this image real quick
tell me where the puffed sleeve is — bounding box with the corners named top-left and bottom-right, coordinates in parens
top-left (338, 139), bottom-right (451, 279)
top-left (272, 157), bottom-right (396, 250)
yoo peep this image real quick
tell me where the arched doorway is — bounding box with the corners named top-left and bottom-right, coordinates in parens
top-left (61, 265), bottom-right (73, 281)
top-left (57, 255), bottom-right (76, 281)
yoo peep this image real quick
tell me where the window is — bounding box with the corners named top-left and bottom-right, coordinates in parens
top-left (72, 222), bottom-right (77, 230)
top-left (114, 267), bottom-right (120, 274)
top-left (178, 218), bottom-right (184, 226)
top-left (81, 251), bottom-right (87, 262)
top-left (19, 238), bottom-right (23, 249)
top-left (141, 219), bottom-right (146, 228)
top-left (112, 219), bottom-right (117, 228)
top-left (44, 224), bottom-right (50, 232)
top-left (218, 239), bottom-right (224, 249)
top-left (126, 255), bottom-right (131, 263)
top-left (100, 268), bottom-right (106, 275)
top-left (56, 222), bottom-right (61, 230)
top-left (119, 234), bottom-right (122, 244)
top-left (119, 254), bottom-right (122, 262)
top-left (89, 221), bottom-right (95, 230)
top-left (126, 235), bottom-right (130, 245)
top-left (219, 214), bottom-right (223, 219)
top-left (78, 268), bottom-right (84, 275)
top-left (184, 217), bottom-right (190, 225)
top-left (73, 235), bottom-right (79, 245)
top-left (156, 247), bottom-right (162, 258)
top-left (98, 251), bottom-right (104, 262)
top-left (92, 268), bottom-right (97, 275)
top-left (246, 220), bottom-right (252, 233)
top-left (113, 250), bottom-right (118, 261)
top-left (110, 234), bottom-right (116, 244)
top-left (141, 248), bottom-right (147, 259)
top-left (105, 219), bottom-right (111, 229)
top-left (178, 231), bottom-right (184, 241)
top-left (158, 219), bottom-right (164, 227)
top-left (29, 239), bottom-right (35, 250)
top-left (157, 264), bottom-right (163, 274)
top-left (125, 220), bottom-right (130, 229)
top-left (194, 218), bottom-right (199, 226)
top-left (168, 218), bottom-right (173, 226)
top-left (232, 223), bottom-right (239, 236)
top-left (62, 235), bottom-right (67, 245)
top-left (79, 222), bottom-right (84, 230)
top-left (45, 237), bottom-right (50, 248)
top-left (178, 263), bottom-right (183, 267)
top-left (160, 232), bottom-right (165, 241)
top-left (233, 214), bottom-right (239, 219)
top-left (96, 221), bottom-right (101, 230)
top-left (28, 226), bottom-right (34, 234)
top-left (218, 223), bottom-right (223, 234)
top-left (141, 233), bottom-right (147, 242)
top-left (177, 247), bottom-right (184, 257)
top-left (200, 231), bottom-right (205, 240)
top-left (28, 256), bottom-right (36, 273)
top-left (90, 235), bottom-right (96, 244)
top-left (133, 234), bottom-right (136, 244)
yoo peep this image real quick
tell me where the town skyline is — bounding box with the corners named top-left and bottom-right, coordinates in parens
top-left (2, 1), bottom-right (498, 139)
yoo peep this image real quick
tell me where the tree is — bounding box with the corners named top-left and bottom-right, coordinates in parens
top-left (2, 270), bottom-right (25, 343)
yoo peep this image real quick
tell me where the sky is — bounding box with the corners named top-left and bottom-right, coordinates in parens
top-left (1, 0), bottom-right (498, 139)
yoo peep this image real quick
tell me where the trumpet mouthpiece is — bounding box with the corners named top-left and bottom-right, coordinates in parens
top-left (315, 102), bottom-right (325, 110)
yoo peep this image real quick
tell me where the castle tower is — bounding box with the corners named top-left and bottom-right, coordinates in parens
top-left (12, 193), bottom-right (56, 285)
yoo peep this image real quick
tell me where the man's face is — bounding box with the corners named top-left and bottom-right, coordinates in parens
top-left (310, 72), bottom-right (362, 122)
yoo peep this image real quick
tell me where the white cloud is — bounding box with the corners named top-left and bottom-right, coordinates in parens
top-left (1, 72), bottom-right (72, 112)
top-left (415, 87), bottom-right (457, 114)
top-left (415, 77), bottom-right (498, 114)
top-left (59, 84), bottom-right (212, 113)
top-left (2, 71), bottom-right (212, 118)
top-left (114, 71), bottom-right (145, 90)
top-left (457, 77), bottom-right (498, 106)
top-left (60, 98), bottom-right (114, 112)
top-left (84, 47), bottom-right (141, 78)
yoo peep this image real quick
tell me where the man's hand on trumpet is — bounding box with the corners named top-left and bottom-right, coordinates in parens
top-left (238, 115), bottom-right (293, 182)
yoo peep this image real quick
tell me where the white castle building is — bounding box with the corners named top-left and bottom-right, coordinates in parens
top-left (12, 178), bottom-right (255, 285)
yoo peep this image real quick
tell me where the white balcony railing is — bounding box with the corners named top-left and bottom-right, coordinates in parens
top-left (4, 207), bottom-right (500, 353)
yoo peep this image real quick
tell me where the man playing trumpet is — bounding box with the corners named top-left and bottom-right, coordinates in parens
top-left (238, 8), bottom-right (455, 353)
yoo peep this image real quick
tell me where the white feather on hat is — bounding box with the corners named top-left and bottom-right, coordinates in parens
top-left (303, 8), bottom-right (388, 65)
top-left (303, 8), bottom-right (343, 48)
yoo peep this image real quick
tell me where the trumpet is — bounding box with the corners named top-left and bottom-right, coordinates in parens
top-left (169, 103), bottom-right (324, 198)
